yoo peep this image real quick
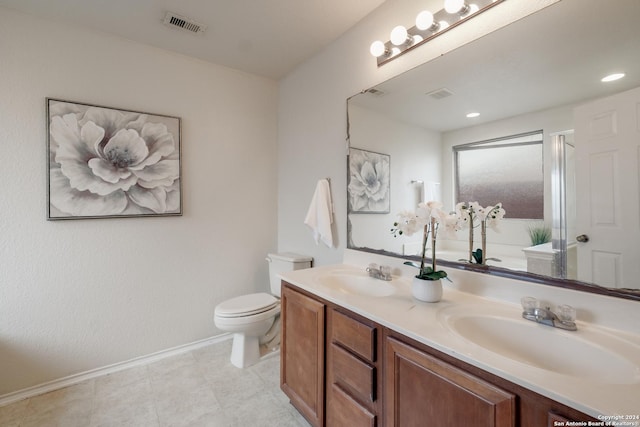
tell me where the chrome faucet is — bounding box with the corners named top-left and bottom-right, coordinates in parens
top-left (521, 297), bottom-right (577, 331)
top-left (366, 263), bottom-right (392, 281)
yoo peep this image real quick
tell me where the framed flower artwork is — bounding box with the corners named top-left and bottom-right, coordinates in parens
top-left (348, 147), bottom-right (390, 214)
top-left (46, 98), bottom-right (182, 220)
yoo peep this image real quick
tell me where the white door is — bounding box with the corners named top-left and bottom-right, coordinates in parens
top-left (574, 86), bottom-right (640, 288)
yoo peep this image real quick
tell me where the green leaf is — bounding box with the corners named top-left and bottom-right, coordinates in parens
top-left (416, 266), bottom-right (448, 281)
top-left (472, 248), bottom-right (483, 264)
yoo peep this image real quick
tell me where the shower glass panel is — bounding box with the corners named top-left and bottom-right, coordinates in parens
top-left (551, 130), bottom-right (576, 279)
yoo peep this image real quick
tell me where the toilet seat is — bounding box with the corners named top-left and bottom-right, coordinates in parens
top-left (214, 293), bottom-right (278, 318)
top-left (213, 252), bottom-right (311, 368)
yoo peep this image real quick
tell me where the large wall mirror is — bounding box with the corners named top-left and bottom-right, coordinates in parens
top-left (347, 0), bottom-right (640, 300)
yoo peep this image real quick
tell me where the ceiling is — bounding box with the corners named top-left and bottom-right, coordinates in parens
top-left (350, 0), bottom-right (640, 132)
top-left (0, 0), bottom-right (386, 80)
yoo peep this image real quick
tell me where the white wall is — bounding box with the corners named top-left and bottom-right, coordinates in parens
top-left (348, 104), bottom-right (441, 253)
top-left (0, 8), bottom-right (277, 395)
top-left (277, 0), bottom-right (560, 266)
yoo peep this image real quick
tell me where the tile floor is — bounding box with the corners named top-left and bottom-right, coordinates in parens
top-left (0, 339), bottom-right (311, 427)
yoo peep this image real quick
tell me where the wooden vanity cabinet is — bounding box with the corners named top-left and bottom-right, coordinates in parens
top-left (383, 329), bottom-right (598, 427)
top-left (280, 283), bottom-right (326, 427)
top-left (281, 282), bottom-right (598, 427)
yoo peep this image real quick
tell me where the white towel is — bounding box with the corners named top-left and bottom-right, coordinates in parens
top-left (304, 179), bottom-right (334, 248)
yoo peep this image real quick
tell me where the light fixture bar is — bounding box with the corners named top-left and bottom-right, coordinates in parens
top-left (372, 0), bottom-right (506, 66)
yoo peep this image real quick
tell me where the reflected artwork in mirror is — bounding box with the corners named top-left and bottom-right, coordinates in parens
top-left (346, 0), bottom-right (640, 300)
top-left (348, 147), bottom-right (391, 214)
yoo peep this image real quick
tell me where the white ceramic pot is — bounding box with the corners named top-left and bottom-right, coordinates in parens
top-left (411, 277), bottom-right (443, 302)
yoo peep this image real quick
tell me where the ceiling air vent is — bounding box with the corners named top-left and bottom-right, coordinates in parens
top-left (163, 12), bottom-right (207, 35)
top-left (426, 88), bottom-right (454, 100)
top-left (364, 88), bottom-right (386, 97)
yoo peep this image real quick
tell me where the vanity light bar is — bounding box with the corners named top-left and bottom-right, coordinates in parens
top-left (371, 0), bottom-right (507, 66)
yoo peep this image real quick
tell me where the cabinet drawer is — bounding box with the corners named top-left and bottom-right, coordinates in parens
top-left (332, 310), bottom-right (376, 362)
top-left (328, 384), bottom-right (376, 427)
top-left (332, 343), bottom-right (375, 404)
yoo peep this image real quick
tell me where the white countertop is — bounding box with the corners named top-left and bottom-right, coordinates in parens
top-left (280, 263), bottom-right (640, 420)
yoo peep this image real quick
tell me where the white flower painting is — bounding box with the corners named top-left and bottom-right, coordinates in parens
top-left (348, 147), bottom-right (390, 213)
top-left (47, 99), bottom-right (181, 219)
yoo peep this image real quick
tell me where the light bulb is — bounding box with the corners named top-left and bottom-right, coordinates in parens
top-left (416, 11), bottom-right (435, 31)
top-left (466, 112), bottom-right (480, 118)
top-left (390, 25), bottom-right (410, 46)
top-left (370, 41), bottom-right (386, 58)
top-left (444, 0), bottom-right (466, 14)
top-left (601, 73), bottom-right (625, 82)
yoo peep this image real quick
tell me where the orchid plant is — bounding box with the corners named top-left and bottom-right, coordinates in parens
top-left (391, 201), bottom-right (459, 281)
top-left (455, 202), bottom-right (506, 264)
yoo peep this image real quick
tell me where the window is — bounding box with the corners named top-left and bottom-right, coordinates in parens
top-left (454, 131), bottom-right (543, 219)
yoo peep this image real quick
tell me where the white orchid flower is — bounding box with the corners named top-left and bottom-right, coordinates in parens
top-left (442, 212), bottom-right (463, 238)
top-left (392, 210), bottom-right (423, 236)
top-left (483, 203), bottom-right (506, 231)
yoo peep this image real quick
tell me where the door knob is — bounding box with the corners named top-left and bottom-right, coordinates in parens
top-left (576, 234), bottom-right (589, 243)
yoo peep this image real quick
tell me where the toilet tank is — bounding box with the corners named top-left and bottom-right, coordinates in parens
top-left (267, 252), bottom-right (312, 296)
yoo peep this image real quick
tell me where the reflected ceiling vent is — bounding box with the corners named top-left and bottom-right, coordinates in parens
top-left (426, 88), bottom-right (454, 100)
top-left (364, 88), bottom-right (386, 97)
top-left (163, 12), bottom-right (207, 35)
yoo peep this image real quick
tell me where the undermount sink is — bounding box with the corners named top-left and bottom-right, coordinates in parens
top-left (440, 307), bottom-right (640, 384)
top-left (314, 269), bottom-right (399, 297)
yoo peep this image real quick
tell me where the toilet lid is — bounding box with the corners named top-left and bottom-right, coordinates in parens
top-left (215, 293), bottom-right (279, 318)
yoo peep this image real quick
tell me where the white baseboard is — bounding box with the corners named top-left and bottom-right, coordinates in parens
top-left (0, 333), bottom-right (232, 407)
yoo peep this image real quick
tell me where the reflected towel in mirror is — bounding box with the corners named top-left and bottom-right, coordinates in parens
top-left (304, 179), bottom-right (334, 247)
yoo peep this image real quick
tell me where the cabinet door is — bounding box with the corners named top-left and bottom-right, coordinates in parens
top-left (385, 336), bottom-right (516, 427)
top-left (281, 284), bottom-right (325, 427)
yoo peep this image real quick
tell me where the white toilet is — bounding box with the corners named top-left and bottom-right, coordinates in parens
top-left (214, 252), bottom-right (312, 368)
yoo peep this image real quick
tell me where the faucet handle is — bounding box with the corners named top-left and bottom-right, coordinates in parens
top-left (520, 296), bottom-right (539, 314)
top-left (380, 265), bottom-right (392, 279)
top-left (557, 304), bottom-right (576, 323)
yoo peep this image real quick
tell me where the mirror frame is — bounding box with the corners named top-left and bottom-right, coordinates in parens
top-left (348, 244), bottom-right (640, 302)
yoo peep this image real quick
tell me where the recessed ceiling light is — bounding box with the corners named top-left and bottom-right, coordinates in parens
top-left (601, 73), bottom-right (625, 82)
top-left (466, 112), bottom-right (480, 118)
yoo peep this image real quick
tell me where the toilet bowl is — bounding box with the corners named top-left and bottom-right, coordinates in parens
top-left (214, 292), bottom-right (281, 368)
top-left (214, 252), bottom-right (312, 368)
